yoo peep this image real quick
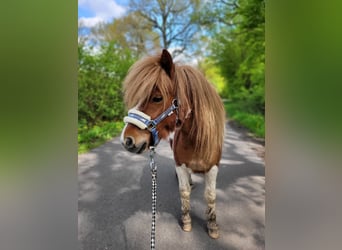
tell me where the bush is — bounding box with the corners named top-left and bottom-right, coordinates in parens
top-left (78, 42), bottom-right (135, 152)
top-left (225, 102), bottom-right (265, 138)
top-left (78, 121), bottom-right (125, 153)
top-left (78, 42), bottom-right (135, 126)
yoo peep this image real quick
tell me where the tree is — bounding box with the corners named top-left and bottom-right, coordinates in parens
top-left (128, 0), bottom-right (201, 57)
top-left (201, 0), bottom-right (265, 114)
top-left (91, 12), bottom-right (160, 57)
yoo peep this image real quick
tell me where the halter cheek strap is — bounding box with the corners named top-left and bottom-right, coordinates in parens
top-left (123, 99), bottom-right (178, 146)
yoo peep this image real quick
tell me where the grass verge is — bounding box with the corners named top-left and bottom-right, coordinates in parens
top-left (224, 102), bottom-right (265, 138)
top-left (78, 121), bottom-right (125, 154)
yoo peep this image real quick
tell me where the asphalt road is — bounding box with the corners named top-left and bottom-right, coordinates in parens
top-left (78, 122), bottom-right (265, 250)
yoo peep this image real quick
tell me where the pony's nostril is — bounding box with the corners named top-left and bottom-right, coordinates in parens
top-left (125, 137), bottom-right (134, 148)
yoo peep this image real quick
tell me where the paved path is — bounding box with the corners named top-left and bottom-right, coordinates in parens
top-left (78, 122), bottom-right (265, 250)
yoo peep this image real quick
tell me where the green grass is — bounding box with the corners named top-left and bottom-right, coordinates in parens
top-left (224, 102), bottom-right (265, 138)
top-left (78, 121), bottom-right (125, 153)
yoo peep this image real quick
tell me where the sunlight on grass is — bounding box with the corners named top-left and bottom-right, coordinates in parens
top-left (225, 102), bottom-right (265, 138)
top-left (78, 121), bottom-right (124, 153)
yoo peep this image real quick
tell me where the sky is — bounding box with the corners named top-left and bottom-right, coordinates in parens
top-left (78, 0), bottom-right (199, 64)
top-left (78, 0), bottom-right (128, 28)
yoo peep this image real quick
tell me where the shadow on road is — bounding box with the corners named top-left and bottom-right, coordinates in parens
top-left (78, 122), bottom-right (265, 250)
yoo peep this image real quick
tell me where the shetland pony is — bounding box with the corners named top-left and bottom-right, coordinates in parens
top-left (120, 49), bottom-right (225, 239)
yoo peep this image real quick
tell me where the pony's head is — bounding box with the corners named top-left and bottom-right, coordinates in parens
top-left (120, 49), bottom-right (177, 153)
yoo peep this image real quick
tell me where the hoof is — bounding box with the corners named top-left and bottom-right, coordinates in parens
top-left (181, 214), bottom-right (192, 232)
top-left (207, 222), bottom-right (219, 239)
top-left (208, 228), bottom-right (219, 239)
top-left (182, 222), bottom-right (192, 232)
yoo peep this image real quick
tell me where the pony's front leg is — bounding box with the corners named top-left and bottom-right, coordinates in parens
top-left (204, 165), bottom-right (219, 239)
top-left (176, 164), bottom-right (192, 232)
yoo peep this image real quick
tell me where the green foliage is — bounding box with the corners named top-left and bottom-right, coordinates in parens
top-left (91, 12), bottom-right (161, 57)
top-left (78, 41), bottom-right (135, 152)
top-left (203, 0), bottom-right (265, 116)
top-left (78, 121), bottom-right (125, 153)
top-left (196, 0), bottom-right (264, 136)
top-left (225, 102), bottom-right (264, 138)
top-left (198, 58), bottom-right (226, 95)
top-left (78, 42), bottom-right (135, 126)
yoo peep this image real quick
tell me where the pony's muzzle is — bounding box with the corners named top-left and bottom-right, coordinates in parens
top-left (122, 135), bottom-right (148, 154)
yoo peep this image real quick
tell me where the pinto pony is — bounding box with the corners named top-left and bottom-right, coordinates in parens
top-left (120, 49), bottom-right (225, 239)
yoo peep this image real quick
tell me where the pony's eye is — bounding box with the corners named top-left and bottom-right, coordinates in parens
top-left (152, 96), bottom-right (163, 103)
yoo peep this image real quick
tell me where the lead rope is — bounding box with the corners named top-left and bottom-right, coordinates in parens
top-left (149, 146), bottom-right (157, 250)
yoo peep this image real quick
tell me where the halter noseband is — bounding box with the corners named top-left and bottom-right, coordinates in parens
top-left (123, 99), bottom-right (178, 146)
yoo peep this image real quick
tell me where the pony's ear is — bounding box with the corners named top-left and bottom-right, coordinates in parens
top-left (160, 49), bottom-right (174, 79)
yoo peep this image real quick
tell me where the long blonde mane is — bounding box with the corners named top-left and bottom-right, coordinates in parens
top-left (123, 54), bottom-right (225, 163)
top-left (175, 65), bottom-right (225, 162)
top-left (123, 55), bottom-right (175, 110)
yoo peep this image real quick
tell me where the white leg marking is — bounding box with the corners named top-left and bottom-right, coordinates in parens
top-left (176, 164), bottom-right (191, 192)
top-left (176, 164), bottom-right (192, 231)
top-left (205, 165), bottom-right (219, 238)
top-left (204, 165), bottom-right (218, 202)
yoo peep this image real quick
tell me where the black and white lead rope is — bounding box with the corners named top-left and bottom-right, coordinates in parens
top-left (149, 146), bottom-right (157, 250)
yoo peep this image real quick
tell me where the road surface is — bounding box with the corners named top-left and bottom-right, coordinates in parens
top-left (78, 121), bottom-right (265, 250)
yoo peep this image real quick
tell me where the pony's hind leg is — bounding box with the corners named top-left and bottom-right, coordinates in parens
top-left (176, 164), bottom-right (192, 232)
top-left (204, 165), bottom-right (219, 239)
